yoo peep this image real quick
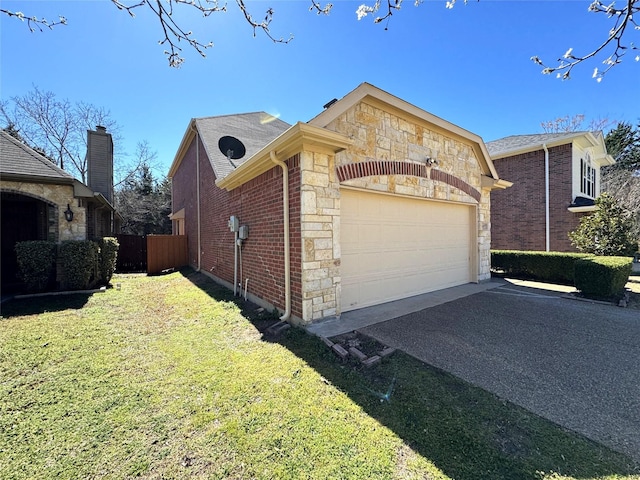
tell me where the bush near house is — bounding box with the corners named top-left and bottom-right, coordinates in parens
top-left (14, 239), bottom-right (120, 293)
top-left (98, 237), bottom-right (119, 284)
top-left (491, 250), bottom-right (591, 285)
top-left (574, 256), bottom-right (633, 299)
top-left (14, 241), bottom-right (57, 293)
top-left (569, 193), bottom-right (639, 257)
top-left (59, 240), bottom-right (100, 290)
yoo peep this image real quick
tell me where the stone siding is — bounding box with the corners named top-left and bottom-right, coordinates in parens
top-left (299, 150), bottom-right (341, 321)
top-left (298, 100), bottom-right (493, 320)
top-left (1, 180), bottom-right (86, 241)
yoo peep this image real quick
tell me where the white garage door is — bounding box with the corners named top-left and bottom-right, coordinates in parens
top-left (341, 189), bottom-right (475, 312)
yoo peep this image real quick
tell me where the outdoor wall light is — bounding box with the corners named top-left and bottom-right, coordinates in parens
top-left (425, 157), bottom-right (439, 167)
top-left (64, 204), bottom-right (74, 222)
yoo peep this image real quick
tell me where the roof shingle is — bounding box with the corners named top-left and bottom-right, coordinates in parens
top-left (486, 132), bottom-right (591, 157)
top-left (0, 130), bottom-right (74, 182)
top-left (195, 112), bottom-right (291, 179)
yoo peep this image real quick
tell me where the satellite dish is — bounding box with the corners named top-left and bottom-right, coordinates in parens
top-left (218, 136), bottom-right (246, 160)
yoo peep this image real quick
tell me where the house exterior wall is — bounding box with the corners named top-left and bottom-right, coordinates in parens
top-left (0, 180), bottom-right (86, 241)
top-left (298, 99), bottom-right (490, 321)
top-left (171, 134), bottom-right (303, 319)
top-left (491, 143), bottom-right (584, 252)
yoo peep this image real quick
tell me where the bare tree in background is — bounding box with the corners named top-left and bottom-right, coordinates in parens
top-left (2, 0), bottom-right (637, 77)
top-left (540, 114), bottom-right (616, 134)
top-left (115, 145), bottom-right (172, 235)
top-left (115, 140), bottom-right (164, 189)
top-left (1, 87), bottom-right (120, 182)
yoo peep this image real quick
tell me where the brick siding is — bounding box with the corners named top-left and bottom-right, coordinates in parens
top-left (171, 134), bottom-right (302, 318)
top-left (491, 143), bottom-right (584, 252)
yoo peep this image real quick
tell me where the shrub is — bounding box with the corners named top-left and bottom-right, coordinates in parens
top-left (491, 250), bottom-right (591, 285)
top-left (98, 237), bottom-right (119, 284)
top-left (14, 241), bottom-right (57, 292)
top-left (59, 240), bottom-right (99, 290)
top-left (569, 193), bottom-right (638, 256)
top-left (574, 256), bottom-right (633, 299)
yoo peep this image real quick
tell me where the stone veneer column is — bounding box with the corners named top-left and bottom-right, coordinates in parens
top-left (477, 189), bottom-right (491, 281)
top-left (299, 150), bottom-right (341, 322)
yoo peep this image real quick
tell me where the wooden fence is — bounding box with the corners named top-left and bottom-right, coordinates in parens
top-left (147, 235), bottom-right (188, 275)
top-left (116, 234), bottom-right (147, 272)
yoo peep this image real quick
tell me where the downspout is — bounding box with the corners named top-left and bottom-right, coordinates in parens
top-left (194, 125), bottom-right (202, 271)
top-left (270, 151), bottom-right (291, 322)
top-left (543, 143), bottom-right (550, 252)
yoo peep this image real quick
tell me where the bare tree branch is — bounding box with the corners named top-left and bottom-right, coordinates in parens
top-left (111, 0), bottom-right (300, 66)
top-left (3, 0), bottom-right (637, 76)
top-left (1, 87), bottom-right (120, 182)
top-left (356, 0), bottom-right (422, 25)
top-left (0, 8), bottom-right (67, 32)
top-left (540, 114), bottom-right (617, 133)
top-left (115, 140), bottom-right (161, 189)
top-left (531, 0), bottom-right (639, 81)
top-left (112, 0), bottom-right (221, 67)
top-left (309, 1), bottom-right (333, 15)
top-left (235, 0), bottom-right (293, 43)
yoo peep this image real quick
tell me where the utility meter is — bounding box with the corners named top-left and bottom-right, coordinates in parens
top-left (239, 225), bottom-right (249, 240)
top-left (228, 215), bottom-right (239, 232)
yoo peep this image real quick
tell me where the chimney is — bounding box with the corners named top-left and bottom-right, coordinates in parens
top-left (86, 125), bottom-right (114, 204)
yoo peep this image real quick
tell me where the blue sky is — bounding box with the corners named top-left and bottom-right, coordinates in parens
top-left (1, 1), bottom-right (639, 179)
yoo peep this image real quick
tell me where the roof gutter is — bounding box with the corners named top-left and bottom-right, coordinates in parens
top-left (217, 122), bottom-right (351, 191)
top-left (270, 151), bottom-right (291, 322)
top-left (195, 125), bottom-right (202, 271)
top-left (543, 143), bottom-right (550, 252)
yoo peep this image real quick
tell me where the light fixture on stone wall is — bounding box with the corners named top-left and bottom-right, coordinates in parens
top-left (64, 204), bottom-right (74, 222)
top-left (425, 157), bottom-right (439, 167)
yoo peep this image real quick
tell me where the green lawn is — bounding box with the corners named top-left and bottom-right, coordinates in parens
top-left (1, 270), bottom-right (638, 479)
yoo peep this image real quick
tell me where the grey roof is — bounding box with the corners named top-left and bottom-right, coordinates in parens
top-left (0, 129), bottom-right (74, 183)
top-left (195, 112), bottom-right (291, 179)
top-left (486, 132), bottom-right (590, 157)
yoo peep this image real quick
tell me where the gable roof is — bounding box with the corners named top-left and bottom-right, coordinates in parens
top-left (308, 82), bottom-right (501, 181)
top-left (486, 131), bottom-right (615, 166)
top-left (169, 112), bottom-right (291, 179)
top-left (0, 129), bottom-right (75, 184)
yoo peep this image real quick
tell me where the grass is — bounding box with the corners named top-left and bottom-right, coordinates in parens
top-left (1, 269), bottom-right (639, 479)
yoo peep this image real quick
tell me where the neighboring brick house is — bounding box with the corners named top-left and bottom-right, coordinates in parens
top-left (169, 83), bottom-right (510, 324)
top-left (487, 131), bottom-right (614, 252)
top-left (0, 127), bottom-right (120, 292)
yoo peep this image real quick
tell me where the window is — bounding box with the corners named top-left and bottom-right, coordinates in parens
top-left (580, 152), bottom-right (596, 197)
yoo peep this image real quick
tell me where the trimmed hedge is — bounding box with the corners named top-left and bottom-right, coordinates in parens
top-left (98, 237), bottom-right (119, 284)
top-left (574, 256), bottom-right (633, 299)
top-left (491, 250), bottom-right (592, 285)
top-left (59, 240), bottom-right (99, 290)
top-left (15, 241), bottom-right (57, 293)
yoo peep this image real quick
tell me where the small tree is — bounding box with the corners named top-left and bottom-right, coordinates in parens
top-left (569, 193), bottom-right (638, 256)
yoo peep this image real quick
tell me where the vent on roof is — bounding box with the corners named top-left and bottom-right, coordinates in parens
top-left (323, 98), bottom-right (338, 109)
top-left (218, 136), bottom-right (246, 166)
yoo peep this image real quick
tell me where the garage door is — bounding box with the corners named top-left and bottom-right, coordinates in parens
top-left (341, 189), bottom-right (474, 312)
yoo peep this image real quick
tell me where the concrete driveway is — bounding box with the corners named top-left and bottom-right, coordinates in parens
top-left (360, 282), bottom-right (640, 462)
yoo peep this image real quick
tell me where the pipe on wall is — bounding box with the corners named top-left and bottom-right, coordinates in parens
top-left (270, 151), bottom-right (291, 322)
top-left (192, 123), bottom-right (202, 271)
top-left (234, 230), bottom-right (239, 296)
top-left (543, 143), bottom-right (550, 252)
